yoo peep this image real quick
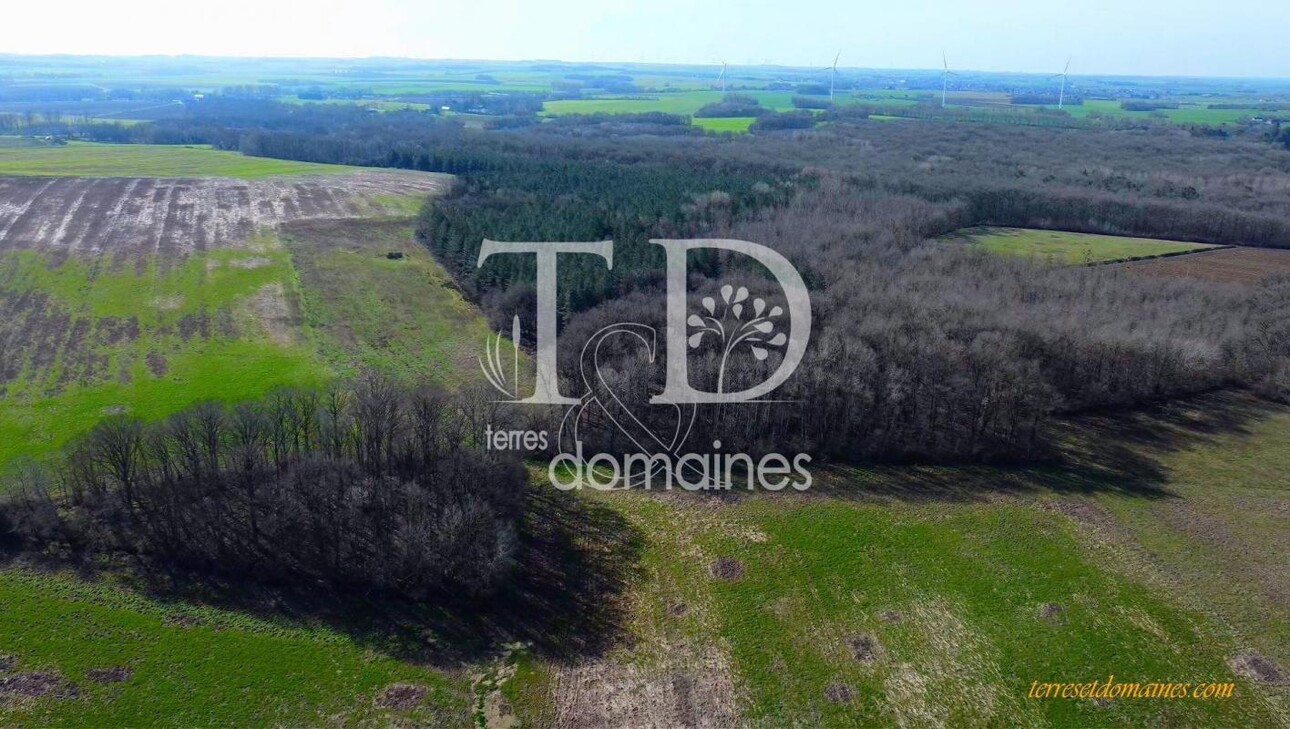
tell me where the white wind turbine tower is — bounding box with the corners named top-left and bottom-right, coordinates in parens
top-left (826, 51), bottom-right (841, 101)
top-left (941, 52), bottom-right (959, 108)
top-left (1052, 57), bottom-right (1072, 109)
top-left (717, 59), bottom-right (728, 92)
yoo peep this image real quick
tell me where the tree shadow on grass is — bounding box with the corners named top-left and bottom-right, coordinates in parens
top-left (796, 390), bottom-right (1285, 505)
top-left (4, 485), bottom-right (645, 668)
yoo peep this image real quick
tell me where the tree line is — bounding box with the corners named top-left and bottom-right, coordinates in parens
top-left (2, 379), bottom-right (528, 599)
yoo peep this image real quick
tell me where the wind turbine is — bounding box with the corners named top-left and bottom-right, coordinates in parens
top-left (717, 59), bottom-right (728, 93)
top-left (941, 52), bottom-right (959, 108)
top-left (826, 51), bottom-right (841, 101)
top-left (1052, 57), bottom-right (1072, 109)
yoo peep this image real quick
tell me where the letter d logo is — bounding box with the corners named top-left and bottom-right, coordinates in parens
top-left (650, 239), bottom-right (811, 404)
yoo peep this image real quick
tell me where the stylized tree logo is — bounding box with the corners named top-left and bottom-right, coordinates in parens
top-left (687, 284), bottom-right (787, 393)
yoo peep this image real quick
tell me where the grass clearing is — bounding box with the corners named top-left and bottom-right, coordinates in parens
top-left (578, 486), bottom-right (1280, 727)
top-left (946, 226), bottom-right (1220, 264)
top-left (0, 140), bottom-right (354, 178)
top-left (282, 219), bottom-right (493, 385)
top-left (693, 117), bottom-right (756, 133)
top-left (0, 569), bottom-right (470, 726)
top-left (544, 91), bottom-right (798, 118)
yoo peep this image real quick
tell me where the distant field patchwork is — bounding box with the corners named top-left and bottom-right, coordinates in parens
top-left (947, 227), bottom-right (1220, 264)
top-left (1064, 99), bottom-right (1266, 125)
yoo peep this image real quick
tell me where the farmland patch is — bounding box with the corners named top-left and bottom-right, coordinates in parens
top-left (1118, 246), bottom-right (1290, 284)
top-left (0, 141), bottom-right (352, 178)
top-left (0, 170), bottom-right (450, 470)
top-left (945, 226), bottom-right (1219, 264)
top-left (282, 218), bottom-right (491, 384)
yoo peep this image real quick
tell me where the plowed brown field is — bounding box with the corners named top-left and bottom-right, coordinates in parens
top-left (1118, 246), bottom-right (1290, 284)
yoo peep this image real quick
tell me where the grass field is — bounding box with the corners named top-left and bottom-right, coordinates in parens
top-left (282, 219), bottom-right (492, 383)
top-left (1069, 397), bottom-right (1290, 690)
top-left (281, 96), bottom-right (433, 112)
top-left (0, 570), bottom-right (471, 726)
top-left (534, 392), bottom-right (1289, 727)
top-left (0, 237), bottom-right (330, 469)
top-left (947, 227), bottom-right (1220, 264)
top-left (0, 140), bottom-right (353, 178)
top-left (0, 173), bottom-right (447, 473)
top-left (692, 117), bottom-right (757, 133)
top-left (1064, 100), bottom-right (1263, 125)
top-left (544, 91), bottom-right (798, 118)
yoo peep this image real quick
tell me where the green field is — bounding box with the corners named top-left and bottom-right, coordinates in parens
top-left (0, 570), bottom-right (471, 726)
top-left (0, 140), bottom-right (353, 178)
top-left (691, 116), bottom-right (756, 133)
top-left (549, 393), bottom-right (1289, 727)
top-left (947, 227), bottom-right (1220, 263)
top-left (1063, 100), bottom-right (1263, 125)
top-left (281, 96), bottom-right (432, 112)
top-left (0, 238), bottom-right (330, 470)
top-left (282, 219), bottom-right (493, 383)
top-left (544, 90), bottom-right (798, 118)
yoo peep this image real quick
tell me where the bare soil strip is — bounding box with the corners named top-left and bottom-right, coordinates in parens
top-left (1116, 246), bottom-right (1290, 284)
top-left (0, 171), bottom-right (448, 263)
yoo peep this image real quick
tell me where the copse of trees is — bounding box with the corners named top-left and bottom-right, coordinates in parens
top-left (2, 379), bottom-right (528, 599)
top-left (792, 96), bottom-right (834, 110)
top-left (749, 110), bottom-right (819, 132)
top-left (694, 94), bottom-right (765, 118)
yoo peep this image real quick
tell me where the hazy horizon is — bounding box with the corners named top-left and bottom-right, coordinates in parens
top-left (4, 0), bottom-right (1288, 80)
top-left (3, 52), bottom-right (1288, 83)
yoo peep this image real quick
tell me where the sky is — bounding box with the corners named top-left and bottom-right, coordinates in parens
top-left (4, 0), bottom-right (1287, 78)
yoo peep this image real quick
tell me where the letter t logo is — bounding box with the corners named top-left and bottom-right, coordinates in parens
top-left (476, 239), bottom-right (613, 404)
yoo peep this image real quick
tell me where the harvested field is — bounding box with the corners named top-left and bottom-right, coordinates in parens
top-left (1118, 246), bottom-right (1290, 284)
top-left (0, 172), bottom-right (449, 265)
